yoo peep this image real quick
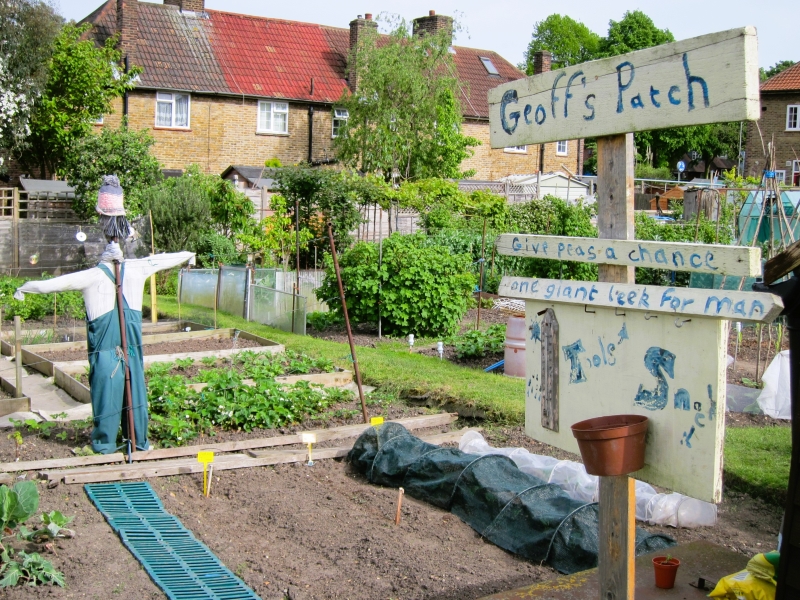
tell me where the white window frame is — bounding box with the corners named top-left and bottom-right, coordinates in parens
top-left (332, 108), bottom-right (349, 138)
top-left (479, 56), bottom-right (500, 75)
top-left (504, 145), bottom-right (527, 154)
top-left (155, 92), bottom-right (191, 129)
top-left (775, 170), bottom-right (786, 184)
top-left (556, 140), bottom-right (568, 155)
top-left (257, 100), bottom-right (289, 134)
top-left (92, 115), bottom-right (104, 125)
top-left (787, 105), bottom-right (800, 131)
top-left (794, 160), bottom-right (800, 186)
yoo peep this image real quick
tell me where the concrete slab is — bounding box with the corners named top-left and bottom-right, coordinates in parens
top-left (0, 368), bottom-right (87, 428)
top-left (480, 540), bottom-right (748, 599)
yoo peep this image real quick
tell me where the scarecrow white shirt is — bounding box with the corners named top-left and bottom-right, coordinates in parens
top-left (14, 252), bottom-right (195, 321)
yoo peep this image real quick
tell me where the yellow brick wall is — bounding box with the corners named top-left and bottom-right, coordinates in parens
top-left (103, 91), bottom-right (336, 173)
top-left (745, 93), bottom-right (800, 184)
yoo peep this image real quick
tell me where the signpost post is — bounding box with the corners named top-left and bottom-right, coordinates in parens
top-left (489, 26), bottom-right (762, 599)
top-left (677, 160), bottom-right (686, 182)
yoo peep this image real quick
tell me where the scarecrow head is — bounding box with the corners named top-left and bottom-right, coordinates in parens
top-left (96, 175), bottom-right (132, 241)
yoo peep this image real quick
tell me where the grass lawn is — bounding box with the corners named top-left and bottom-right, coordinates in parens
top-left (150, 296), bottom-right (526, 424)
top-left (725, 425), bottom-right (791, 505)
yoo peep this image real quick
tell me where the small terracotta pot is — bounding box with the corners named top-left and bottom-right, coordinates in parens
top-left (652, 556), bottom-right (680, 589)
top-left (570, 415), bottom-right (648, 476)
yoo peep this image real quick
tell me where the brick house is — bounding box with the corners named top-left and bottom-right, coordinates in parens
top-left (745, 61), bottom-right (800, 185)
top-left (80, 1), bottom-right (579, 181)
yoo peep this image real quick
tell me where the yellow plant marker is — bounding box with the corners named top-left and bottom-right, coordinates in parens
top-left (370, 416), bottom-right (384, 429)
top-left (197, 451), bottom-right (214, 496)
top-left (301, 433), bottom-right (316, 466)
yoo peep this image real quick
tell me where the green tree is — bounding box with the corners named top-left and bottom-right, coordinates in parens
top-left (16, 23), bottom-right (141, 178)
top-left (599, 10), bottom-right (674, 56)
top-left (62, 123), bottom-right (162, 219)
top-left (0, 0), bottom-right (62, 172)
top-left (760, 60), bottom-right (795, 82)
top-left (523, 14), bottom-right (601, 73)
top-left (334, 17), bottom-right (479, 180)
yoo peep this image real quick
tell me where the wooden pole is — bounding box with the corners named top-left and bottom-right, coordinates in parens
top-left (113, 260), bottom-right (136, 458)
top-left (149, 210), bottom-right (157, 324)
top-left (476, 217), bottom-right (487, 330)
top-left (596, 133), bottom-right (635, 600)
top-left (291, 200), bottom-right (299, 333)
top-left (14, 316), bottom-right (23, 399)
top-left (326, 222), bottom-right (369, 424)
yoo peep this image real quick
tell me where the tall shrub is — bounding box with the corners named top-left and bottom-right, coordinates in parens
top-left (316, 233), bottom-right (475, 337)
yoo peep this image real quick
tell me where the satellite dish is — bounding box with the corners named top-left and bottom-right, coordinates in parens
top-left (76, 231), bottom-right (87, 242)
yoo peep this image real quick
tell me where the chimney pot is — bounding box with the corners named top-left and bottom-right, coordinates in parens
top-left (365, 13), bottom-right (372, 20)
top-left (357, 14), bottom-right (362, 18)
top-left (429, 10), bottom-right (435, 16)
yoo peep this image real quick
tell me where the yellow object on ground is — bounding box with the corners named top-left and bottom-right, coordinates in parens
top-left (708, 552), bottom-right (778, 600)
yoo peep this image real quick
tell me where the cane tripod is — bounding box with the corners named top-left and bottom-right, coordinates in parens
top-left (113, 259), bottom-right (137, 462)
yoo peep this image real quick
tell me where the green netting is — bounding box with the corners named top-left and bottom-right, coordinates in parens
top-left (349, 423), bottom-right (675, 574)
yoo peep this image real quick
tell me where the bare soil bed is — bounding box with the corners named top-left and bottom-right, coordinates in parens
top-left (0, 402), bottom-right (784, 600)
top-left (37, 336), bottom-right (264, 363)
top-left (727, 322), bottom-right (788, 387)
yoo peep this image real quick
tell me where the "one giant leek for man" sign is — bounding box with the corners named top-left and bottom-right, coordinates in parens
top-left (488, 27), bottom-right (759, 148)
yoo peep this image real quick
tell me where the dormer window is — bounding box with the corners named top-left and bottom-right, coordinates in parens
top-left (479, 56), bottom-right (499, 75)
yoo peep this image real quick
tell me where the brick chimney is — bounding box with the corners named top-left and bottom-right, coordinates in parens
top-left (412, 10), bottom-right (453, 45)
top-left (116, 0), bottom-right (139, 61)
top-left (163, 0), bottom-right (206, 12)
top-left (533, 51), bottom-right (552, 75)
top-left (348, 13), bottom-right (378, 91)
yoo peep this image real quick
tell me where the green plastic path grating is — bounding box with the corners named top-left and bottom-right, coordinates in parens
top-left (85, 482), bottom-right (261, 600)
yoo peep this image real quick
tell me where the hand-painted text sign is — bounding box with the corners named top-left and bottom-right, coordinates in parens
top-left (496, 234), bottom-right (761, 277)
top-left (488, 27), bottom-right (759, 148)
top-left (499, 276), bottom-right (782, 322)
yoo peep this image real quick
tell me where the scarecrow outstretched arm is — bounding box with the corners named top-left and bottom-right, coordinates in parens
top-left (130, 252), bottom-right (196, 277)
top-left (14, 270), bottom-right (91, 300)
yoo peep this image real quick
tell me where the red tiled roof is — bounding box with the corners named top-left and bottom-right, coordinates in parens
top-left (84, 1), bottom-right (526, 117)
top-left (761, 61), bottom-right (800, 92)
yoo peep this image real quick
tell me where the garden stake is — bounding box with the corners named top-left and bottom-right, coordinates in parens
top-left (476, 217), bottom-right (487, 331)
top-left (14, 316), bottom-right (22, 399)
top-left (206, 464), bottom-right (213, 497)
top-left (408, 334), bottom-right (414, 352)
top-left (326, 222), bottom-right (368, 424)
top-left (302, 433), bottom-right (316, 466)
top-left (395, 487), bottom-right (404, 525)
top-left (113, 259), bottom-right (136, 460)
top-left (197, 451), bottom-right (214, 496)
top-left (149, 210), bottom-right (157, 324)
top-left (53, 293), bottom-right (57, 332)
top-left (370, 416), bottom-right (384, 430)
top-left (756, 323), bottom-right (763, 382)
top-left (291, 199), bottom-right (300, 333)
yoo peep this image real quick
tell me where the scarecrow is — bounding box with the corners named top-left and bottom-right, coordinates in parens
top-left (14, 176), bottom-right (195, 454)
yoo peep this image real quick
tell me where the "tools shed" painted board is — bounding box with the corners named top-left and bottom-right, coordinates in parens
top-left (525, 301), bottom-right (726, 502)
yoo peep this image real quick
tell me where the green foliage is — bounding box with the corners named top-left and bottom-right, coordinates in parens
top-left (334, 16), bottom-right (479, 180)
top-left (63, 124), bottom-right (162, 219)
top-left (0, 0), bottom-right (63, 171)
top-left (17, 23), bottom-right (141, 178)
top-left (599, 10), bottom-right (674, 56)
top-left (20, 511), bottom-right (74, 543)
top-left (272, 165), bottom-right (363, 251)
top-left (263, 157), bottom-right (282, 168)
top-left (635, 163), bottom-right (672, 180)
top-left (306, 311), bottom-right (343, 331)
top-left (524, 14), bottom-right (601, 72)
top-left (760, 60), bottom-right (795, 82)
top-left (0, 482), bottom-right (39, 531)
top-left (452, 324), bottom-right (506, 359)
top-left (140, 166), bottom-right (255, 261)
top-left (0, 550), bottom-right (64, 587)
top-left (316, 233), bottom-right (476, 337)
top-left (237, 194), bottom-right (313, 268)
top-left (0, 276), bottom-right (85, 321)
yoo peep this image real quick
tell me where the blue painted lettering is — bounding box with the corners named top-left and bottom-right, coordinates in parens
top-left (588, 285), bottom-right (599, 301)
top-left (606, 247), bottom-right (618, 260)
top-left (655, 249), bottom-right (668, 265)
top-left (535, 104), bottom-right (546, 125)
top-left (634, 346), bottom-right (676, 411)
top-left (523, 104), bottom-right (532, 125)
top-left (631, 94), bottom-right (644, 108)
top-left (519, 281), bottom-right (529, 293)
top-left (683, 53), bottom-right (709, 110)
top-left (575, 286), bottom-right (588, 301)
top-left (638, 288), bottom-right (650, 308)
top-left (749, 300), bottom-right (765, 318)
top-left (562, 340), bottom-right (587, 384)
top-left (551, 72), bottom-right (565, 118)
top-left (587, 246), bottom-right (597, 260)
top-left (565, 71), bottom-right (584, 118)
top-left (668, 85), bottom-right (681, 105)
top-left (672, 252), bottom-right (685, 268)
top-left (544, 284), bottom-right (555, 299)
top-left (500, 89), bottom-right (520, 134)
top-left (705, 251), bottom-right (717, 270)
top-left (628, 249), bottom-right (639, 262)
top-left (650, 85), bottom-right (661, 108)
top-left (616, 61), bottom-right (635, 113)
top-left (512, 236), bottom-right (522, 251)
top-left (674, 388), bottom-right (691, 411)
top-left (695, 412), bottom-right (706, 428)
top-left (584, 94), bottom-right (596, 121)
top-left (705, 296), bottom-right (732, 315)
top-left (681, 426), bottom-right (696, 448)
top-left (690, 253), bottom-right (702, 268)
top-left (733, 300), bottom-right (746, 316)
top-left (607, 343), bottom-right (616, 365)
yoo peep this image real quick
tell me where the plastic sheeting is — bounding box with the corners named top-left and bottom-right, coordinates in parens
top-left (348, 423), bottom-right (675, 574)
top-left (459, 431), bottom-right (717, 529)
top-left (758, 350), bottom-right (792, 419)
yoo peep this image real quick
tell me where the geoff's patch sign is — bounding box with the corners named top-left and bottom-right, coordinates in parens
top-left (489, 27), bottom-right (759, 148)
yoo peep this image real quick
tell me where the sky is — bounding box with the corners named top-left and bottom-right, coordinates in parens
top-left (56, 0), bottom-right (795, 70)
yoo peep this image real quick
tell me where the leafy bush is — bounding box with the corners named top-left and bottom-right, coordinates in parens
top-left (0, 276), bottom-right (85, 321)
top-left (316, 233), bottom-right (475, 337)
top-left (452, 324), bottom-right (506, 359)
top-left (307, 311), bottom-right (343, 331)
top-left (634, 163), bottom-right (672, 180)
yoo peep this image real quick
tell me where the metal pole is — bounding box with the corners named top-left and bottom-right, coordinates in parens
top-left (378, 229), bottom-right (383, 339)
top-left (291, 200), bottom-right (300, 333)
top-left (476, 217), bottom-right (487, 330)
top-left (14, 316), bottom-right (23, 399)
top-left (113, 260), bottom-right (136, 458)
top-left (215, 264), bottom-right (222, 330)
top-left (327, 222), bottom-right (368, 423)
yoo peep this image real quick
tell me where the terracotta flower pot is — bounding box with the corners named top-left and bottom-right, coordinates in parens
top-left (570, 415), bottom-right (648, 476)
top-left (652, 556), bottom-right (680, 589)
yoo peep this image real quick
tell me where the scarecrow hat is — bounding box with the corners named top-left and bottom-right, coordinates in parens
top-left (96, 175), bottom-right (126, 217)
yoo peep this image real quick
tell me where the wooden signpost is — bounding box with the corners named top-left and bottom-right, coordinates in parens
top-left (489, 26), bottom-right (764, 600)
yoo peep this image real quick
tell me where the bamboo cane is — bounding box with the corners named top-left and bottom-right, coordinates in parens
top-left (113, 259), bottom-right (136, 459)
